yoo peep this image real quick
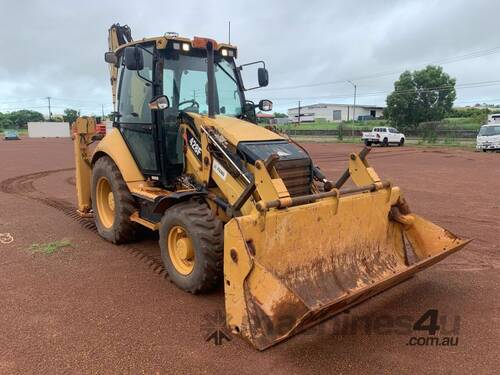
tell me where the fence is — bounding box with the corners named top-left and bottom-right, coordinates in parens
top-left (282, 128), bottom-right (478, 139)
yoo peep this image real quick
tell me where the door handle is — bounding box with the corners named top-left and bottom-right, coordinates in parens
top-left (141, 125), bottom-right (152, 131)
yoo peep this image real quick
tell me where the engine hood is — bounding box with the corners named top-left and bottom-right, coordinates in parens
top-left (187, 113), bottom-right (283, 146)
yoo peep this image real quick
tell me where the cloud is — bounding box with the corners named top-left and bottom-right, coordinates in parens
top-left (1, 0), bottom-right (499, 114)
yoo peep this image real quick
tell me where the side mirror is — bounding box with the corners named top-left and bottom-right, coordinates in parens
top-left (258, 99), bottom-right (273, 112)
top-left (258, 68), bottom-right (269, 87)
top-left (149, 95), bottom-right (170, 110)
top-left (104, 52), bottom-right (117, 64)
top-left (124, 46), bottom-right (144, 71)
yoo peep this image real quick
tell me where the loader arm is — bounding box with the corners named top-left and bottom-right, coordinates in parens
top-left (216, 145), bottom-right (470, 350)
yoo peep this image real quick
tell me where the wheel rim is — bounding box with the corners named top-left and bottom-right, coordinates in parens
top-left (96, 176), bottom-right (115, 229)
top-left (167, 226), bottom-right (195, 275)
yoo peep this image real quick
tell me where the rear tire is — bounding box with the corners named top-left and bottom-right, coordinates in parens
top-left (399, 138), bottom-right (405, 147)
top-left (91, 156), bottom-right (139, 244)
top-left (159, 199), bottom-right (223, 294)
top-left (365, 140), bottom-right (372, 146)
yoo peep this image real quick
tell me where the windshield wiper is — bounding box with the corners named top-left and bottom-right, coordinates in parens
top-left (216, 63), bottom-right (238, 84)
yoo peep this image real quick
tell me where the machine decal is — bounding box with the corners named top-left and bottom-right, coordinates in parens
top-left (187, 131), bottom-right (202, 160)
top-left (212, 159), bottom-right (227, 180)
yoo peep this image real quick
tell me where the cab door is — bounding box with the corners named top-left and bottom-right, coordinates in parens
top-left (116, 45), bottom-right (160, 177)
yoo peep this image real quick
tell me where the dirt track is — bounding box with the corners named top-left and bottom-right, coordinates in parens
top-left (0, 138), bottom-right (499, 374)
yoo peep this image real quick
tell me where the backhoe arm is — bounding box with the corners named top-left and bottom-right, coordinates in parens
top-left (107, 24), bottom-right (133, 108)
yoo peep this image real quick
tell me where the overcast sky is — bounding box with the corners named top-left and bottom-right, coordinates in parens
top-left (1, 0), bottom-right (500, 116)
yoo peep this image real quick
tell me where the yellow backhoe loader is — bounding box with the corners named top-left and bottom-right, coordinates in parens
top-left (73, 23), bottom-right (470, 350)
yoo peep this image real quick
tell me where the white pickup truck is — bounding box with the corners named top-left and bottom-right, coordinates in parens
top-left (361, 127), bottom-right (405, 147)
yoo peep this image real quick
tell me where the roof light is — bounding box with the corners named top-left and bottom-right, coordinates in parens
top-left (172, 42), bottom-right (180, 50)
top-left (182, 43), bottom-right (190, 52)
top-left (221, 49), bottom-right (228, 57)
top-left (228, 50), bottom-right (234, 57)
top-left (192, 36), bottom-right (218, 49)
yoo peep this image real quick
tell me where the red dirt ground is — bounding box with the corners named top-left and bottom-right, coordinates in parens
top-left (0, 138), bottom-right (499, 374)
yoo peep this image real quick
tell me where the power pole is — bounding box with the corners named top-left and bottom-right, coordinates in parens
top-left (228, 21), bottom-right (231, 44)
top-left (347, 81), bottom-right (357, 138)
top-left (101, 104), bottom-right (105, 118)
top-left (46, 97), bottom-right (52, 121)
top-left (353, 84), bottom-right (357, 123)
top-left (298, 100), bottom-right (301, 126)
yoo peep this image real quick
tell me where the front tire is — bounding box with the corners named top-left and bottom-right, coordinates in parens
top-left (159, 199), bottom-right (223, 294)
top-left (91, 156), bottom-right (139, 244)
top-left (382, 137), bottom-right (389, 147)
top-left (399, 138), bottom-right (405, 147)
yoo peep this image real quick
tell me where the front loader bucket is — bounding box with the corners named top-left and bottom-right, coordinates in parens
top-left (223, 186), bottom-right (469, 350)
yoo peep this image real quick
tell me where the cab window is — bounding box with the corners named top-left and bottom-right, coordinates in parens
top-left (118, 45), bottom-right (154, 123)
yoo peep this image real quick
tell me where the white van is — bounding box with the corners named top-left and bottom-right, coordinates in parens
top-left (476, 124), bottom-right (500, 152)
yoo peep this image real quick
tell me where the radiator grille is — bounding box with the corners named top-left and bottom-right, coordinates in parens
top-left (275, 158), bottom-right (312, 197)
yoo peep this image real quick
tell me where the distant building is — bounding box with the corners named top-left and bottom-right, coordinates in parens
top-left (256, 112), bottom-right (275, 124)
top-left (272, 117), bottom-right (290, 125)
top-left (287, 103), bottom-right (384, 123)
top-left (27, 122), bottom-right (70, 138)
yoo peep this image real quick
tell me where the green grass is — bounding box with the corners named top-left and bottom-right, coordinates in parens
top-left (271, 117), bottom-right (482, 133)
top-left (29, 239), bottom-right (74, 254)
top-left (276, 120), bottom-right (383, 132)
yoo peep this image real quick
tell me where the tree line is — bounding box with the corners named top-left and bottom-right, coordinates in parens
top-left (0, 108), bottom-right (81, 130)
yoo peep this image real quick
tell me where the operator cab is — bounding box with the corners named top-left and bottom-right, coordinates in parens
top-left (110, 35), bottom-right (271, 187)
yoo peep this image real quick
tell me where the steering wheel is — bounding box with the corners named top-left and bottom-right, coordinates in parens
top-left (178, 99), bottom-right (200, 110)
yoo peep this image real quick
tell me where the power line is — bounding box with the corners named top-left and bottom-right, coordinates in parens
top-left (261, 45), bottom-right (500, 92)
top-left (0, 104), bottom-right (113, 112)
top-left (249, 79), bottom-right (500, 102)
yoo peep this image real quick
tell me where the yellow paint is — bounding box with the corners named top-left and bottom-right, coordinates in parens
top-left (168, 225), bottom-right (195, 275)
top-left (129, 212), bottom-right (160, 231)
top-left (189, 113), bottom-right (283, 145)
top-left (348, 152), bottom-right (381, 186)
top-left (92, 128), bottom-right (145, 185)
top-left (73, 117), bottom-right (95, 214)
top-left (95, 176), bottom-right (115, 229)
